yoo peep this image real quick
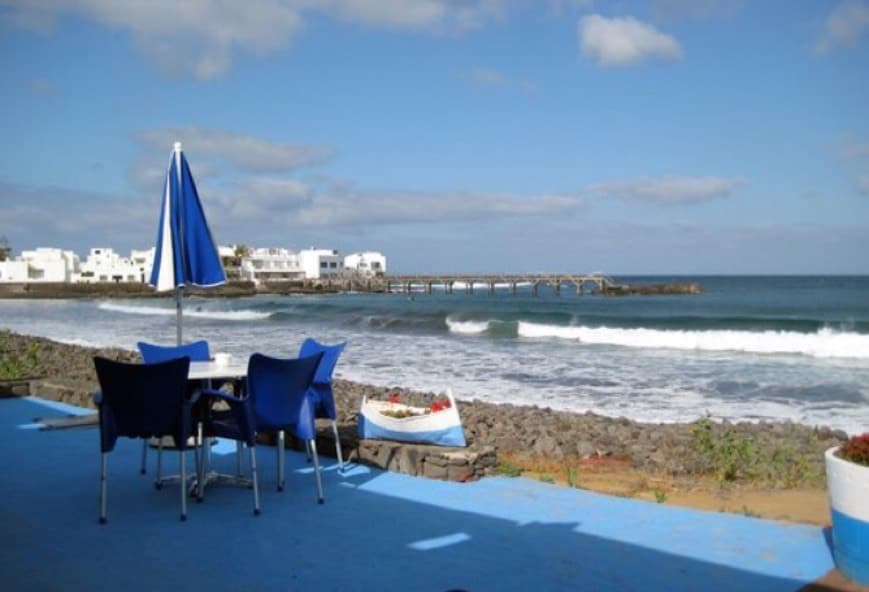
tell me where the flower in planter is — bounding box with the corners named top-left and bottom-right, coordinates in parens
top-left (839, 433), bottom-right (869, 467)
top-left (429, 398), bottom-right (452, 413)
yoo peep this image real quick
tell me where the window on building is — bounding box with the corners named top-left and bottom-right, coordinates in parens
top-left (320, 261), bottom-right (327, 268)
top-left (329, 262), bottom-right (337, 268)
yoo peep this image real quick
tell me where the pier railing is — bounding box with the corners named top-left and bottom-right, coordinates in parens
top-left (382, 274), bottom-right (620, 295)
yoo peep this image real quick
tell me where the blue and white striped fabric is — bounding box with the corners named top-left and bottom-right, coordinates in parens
top-left (150, 142), bottom-right (225, 292)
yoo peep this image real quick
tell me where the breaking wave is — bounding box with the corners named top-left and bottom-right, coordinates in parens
top-left (517, 322), bottom-right (869, 359)
top-left (98, 302), bottom-right (270, 321)
top-left (446, 317), bottom-right (491, 335)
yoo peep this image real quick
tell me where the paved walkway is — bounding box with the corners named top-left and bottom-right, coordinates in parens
top-left (0, 396), bottom-right (838, 591)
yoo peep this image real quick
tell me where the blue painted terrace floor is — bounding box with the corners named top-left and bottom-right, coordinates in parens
top-left (0, 396), bottom-right (836, 592)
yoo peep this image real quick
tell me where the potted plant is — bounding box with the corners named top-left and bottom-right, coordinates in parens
top-left (826, 433), bottom-right (869, 585)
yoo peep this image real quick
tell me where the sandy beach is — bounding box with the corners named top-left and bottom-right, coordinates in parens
top-left (1, 330), bottom-right (843, 526)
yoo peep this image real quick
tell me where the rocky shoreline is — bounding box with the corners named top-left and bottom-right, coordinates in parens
top-left (0, 331), bottom-right (846, 486)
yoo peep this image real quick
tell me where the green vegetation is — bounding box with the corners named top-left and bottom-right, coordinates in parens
top-left (0, 236), bottom-right (10, 261)
top-left (690, 416), bottom-right (822, 487)
top-left (0, 331), bottom-right (39, 380)
top-left (495, 461), bottom-right (523, 478)
top-left (539, 474), bottom-right (555, 484)
top-left (654, 490), bottom-right (668, 504)
top-left (565, 466), bottom-right (579, 488)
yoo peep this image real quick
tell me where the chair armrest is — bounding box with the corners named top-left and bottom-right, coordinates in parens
top-left (196, 388), bottom-right (247, 406)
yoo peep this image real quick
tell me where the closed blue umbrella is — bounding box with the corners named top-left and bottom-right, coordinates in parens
top-left (149, 142), bottom-right (225, 344)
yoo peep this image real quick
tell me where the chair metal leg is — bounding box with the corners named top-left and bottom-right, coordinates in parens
top-left (331, 420), bottom-right (344, 472)
top-left (309, 439), bottom-right (324, 504)
top-left (277, 430), bottom-right (285, 491)
top-left (193, 425), bottom-right (201, 487)
top-left (140, 440), bottom-right (147, 475)
top-left (179, 450), bottom-right (187, 521)
top-left (305, 439), bottom-right (312, 463)
top-left (196, 423), bottom-right (205, 501)
top-left (236, 442), bottom-right (243, 477)
top-left (249, 446), bottom-right (261, 516)
top-left (99, 452), bottom-right (108, 524)
top-left (155, 439), bottom-right (164, 489)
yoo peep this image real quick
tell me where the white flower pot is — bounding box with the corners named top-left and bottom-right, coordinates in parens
top-left (825, 446), bottom-right (869, 585)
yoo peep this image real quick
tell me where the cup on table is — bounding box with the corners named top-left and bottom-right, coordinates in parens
top-left (213, 352), bottom-right (232, 367)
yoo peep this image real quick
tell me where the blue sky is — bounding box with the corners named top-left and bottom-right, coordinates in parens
top-left (1, 0), bottom-right (867, 274)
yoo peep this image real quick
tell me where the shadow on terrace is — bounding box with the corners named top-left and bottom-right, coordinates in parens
top-left (0, 397), bottom-right (835, 592)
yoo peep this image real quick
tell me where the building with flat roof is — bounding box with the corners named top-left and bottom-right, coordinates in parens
top-left (299, 248), bottom-right (344, 279)
top-left (0, 248), bottom-right (80, 283)
top-left (344, 251), bottom-right (387, 276)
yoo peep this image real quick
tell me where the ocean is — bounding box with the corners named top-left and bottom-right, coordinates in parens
top-left (1, 275), bottom-right (867, 435)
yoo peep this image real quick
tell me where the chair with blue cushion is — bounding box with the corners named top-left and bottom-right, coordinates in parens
top-left (203, 352), bottom-right (324, 505)
top-left (93, 356), bottom-right (197, 524)
top-left (298, 338), bottom-right (347, 471)
top-left (137, 340), bottom-right (211, 484)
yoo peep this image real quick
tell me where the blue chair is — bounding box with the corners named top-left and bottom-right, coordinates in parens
top-left (298, 338), bottom-right (347, 471)
top-left (137, 340), bottom-right (212, 483)
top-left (197, 384), bottom-right (261, 515)
top-left (93, 356), bottom-right (197, 524)
top-left (204, 352), bottom-right (324, 505)
top-left (137, 340), bottom-right (210, 364)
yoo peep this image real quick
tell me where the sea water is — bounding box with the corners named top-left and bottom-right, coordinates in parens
top-left (1, 275), bottom-right (867, 435)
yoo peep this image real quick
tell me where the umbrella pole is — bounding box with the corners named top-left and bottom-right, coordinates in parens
top-left (175, 286), bottom-right (183, 346)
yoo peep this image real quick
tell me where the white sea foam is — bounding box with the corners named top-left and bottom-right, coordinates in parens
top-left (446, 317), bottom-right (490, 335)
top-left (98, 302), bottom-right (270, 321)
top-left (517, 322), bottom-right (869, 360)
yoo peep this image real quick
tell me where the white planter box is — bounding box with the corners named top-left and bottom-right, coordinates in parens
top-left (358, 390), bottom-right (466, 447)
top-left (825, 446), bottom-right (869, 585)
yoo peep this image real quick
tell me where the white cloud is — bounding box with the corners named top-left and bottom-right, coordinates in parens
top-left (208, 180), bottom-right (582, 227)
top-left (319, 0), bottom-right (505, 30)
top-left (0, 0), bottom-right (506, 79)
top-left (141, 128), bottom-right (334, 172)
top-left (816, 0), bottom-right (869, 54)
top-left (578, 14), bottom-right (682, 67)
top-left (465, 67), bottom-right (536, 93)
top-left (588, 176), bottom-right (747, 204)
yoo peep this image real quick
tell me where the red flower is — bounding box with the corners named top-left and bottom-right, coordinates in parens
top-left (388, 394), bottom-right (401, 404)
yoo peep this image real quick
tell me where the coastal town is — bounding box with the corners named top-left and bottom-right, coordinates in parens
top-left (0, 241), bottom-right (387, 286)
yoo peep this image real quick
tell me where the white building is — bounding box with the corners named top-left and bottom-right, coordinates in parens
top-left (239, 247), bottom-right (304, 284)
top-left (130, 248), bottom-right (155, 282)
top-left (299, 248), bottom-right (344, 279)
top-left (218, 245), bottom-right (237, 259)
top-left (0, 248), bottom-right (80, 283)
top-left (79, 247), bottom-right (149, 283)
top-left (344, 251), bottom-right (387, 276)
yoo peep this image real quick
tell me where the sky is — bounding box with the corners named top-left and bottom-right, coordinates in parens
top-left (0, 0), bottom-right (867, 274)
